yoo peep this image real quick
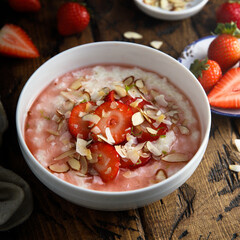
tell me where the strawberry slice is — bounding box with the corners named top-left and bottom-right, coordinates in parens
top-left (132, 121), bottom-right (168, 142)
top-left (208, 67), bottom-right (240, 108)
top-left (68, 102), bottom-right (94, 139)
top-left (120, 155), bottom-right (151, 169)
top-left (0, 24), bottom-right (39, 58)
top-left (92, 101), bottom-right (133, 144)
top-left (90, 142), bottom-right (120, 182)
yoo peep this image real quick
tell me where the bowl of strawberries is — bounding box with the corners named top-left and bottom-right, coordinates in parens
top-left (16, 41), bottom-right (211, 210)
top-left (179, 22), bottom-right (240, 117)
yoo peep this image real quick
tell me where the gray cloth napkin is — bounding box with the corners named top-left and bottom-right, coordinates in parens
top-left (0, 101), bottom-right (33, 231)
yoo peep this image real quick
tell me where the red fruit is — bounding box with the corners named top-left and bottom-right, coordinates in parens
top-left (68, 102), bottom-right (94, 139)
top-left (208, 23), bottom-right (240, 73)
top-left (208, 67), bottom-right (240, 108)
top-left (190, 58), bottom-right (222, 92)
top-left (57, 2), bottom-right (90, 36)
top-left (132, 121), bottom-right (168, 143)
top-left (92, 101), bottom-right (133, 144)
top-left (0, 24), bottom-right (39, 58)
top-left (90, 142), bottom-right (120, 182)
top-left (120, 96), bottom-right (150, 113)
top-left (104, 90), bottom-right (115, 102)
top-left (8, 0), bottom-right (41, 12)
top-left (216, 2), bottom-right (240, 29)
top-left (120, 155), bottom-right (151, 169)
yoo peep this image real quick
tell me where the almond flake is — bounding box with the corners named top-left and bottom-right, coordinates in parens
top-left (115, 145), bottom-right (127, 158)
top-left (132, 111), bottom-right (145, 126)
top-left (135, 79), bottom-right (144, 89)
top-left (128, 86), bottom-right (142, 98)
top-left (179, 125), bottom-right (190, 135)
top-left (110, 101), bottom-right (118, 109)
top-left (67, 158), bottom-right (81, 171)
top-left (76, 138), bottom-right (92, 159)
top-left (91, 126), bottom-right (101, 134)
top-left (130, 98), bottom-right (143, 108)
top-left (46, 129), bottom-right (59, 136)
top-left (70, 79), bottom-right (82, 90)
top-left (146, 127), bottom-right (158, 135)
top-left (155, 169), bottom-right (167, 182)
top-left (162, 153), bottom-right (188, 162)
top-left (79, 156), bottom-right (88, 174)
top-left (97, 134), bottom-right (114, 145)
top-left (146, 141), bottom-right (162, 156)
top-left (123, 31), bottom-right (143, 40)
top-left (234, 139), bottom-right (240, 152)
top-left (82, 113), bottom-right (101, 124)
top-left (229, 164), bottom-right (240, 172)
top-left (123, 170), bottom-right (138, 178)
top-left (123, 76), bottom-right (134, 86)
top-left (54, 149), bottom-right (76, 161)
top-left (150, 41), bottom-right (163, 50)
top-left (154, 95), bottom-right (168, 107)
top-left (49, 163), bottom-right (69, 173)
top-left (104, 167), bottom-right (112, 174)
top-left (114, 85), bottom-right (127, 97)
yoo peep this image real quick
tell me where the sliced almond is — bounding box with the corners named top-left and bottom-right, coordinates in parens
top-left (114, 85), bottom-right (127, 97)
top-left (115, 145), bottom-right (127, 158)
top-left (146, 141), bottom-right (162, 156)
top-left (135, 79), bottom-right (144, 89)
top-left (146, 127), bottom-right (158, 135)
top-left (130, 98), bottom-right (143, 108)
top-left (154, 95), bottom-right (168, 107)
top-left (139, 109), bottom-right (152, 123)
top-left (82, 91), bottom-right (91, 102)
top-left (155, 169), bottom-right (167, 182)
top-left (82, 113), bottom-right (101, 124)
top-left (150, 40), bottom-right (163, 50)
top-left (110, 101), bottom-right (118, 109)
top-left (178, 125), bottom-right (190, 135)
top-left (123, 76), bottom-right (134, 86)
top-left (162, 153), bottom-right (188, 162)
top-left (234, 139), bottom-right (240, 152)
top-left (229, 164), bottom-right (240, 172)
top-left (76, 138), bottom-right (92, 159)
top-left (128, 86), bottom-right (142, 98)
top-left (46, 129), bottom-right (59, 136)
top-left (123, 31), bottom-right (143, 40)
top-left (53, 149), bottom-right (76, 161)
top-left (67, 158), bottom-right (81, 171)
top-left (79, 156), bottom-right (88, 174)
top-left (105, 127), bottom-right (116, 144)
top-left (70, 79), bottom-right (82, 90)
top-left (132, 111), bottom-right (145, 126)
top-left (91, 126), bottom-right (101, 134)
top-left (49, 163), bottom-right (69, 173)
top-left (104, 167), bottom-right (112, 174)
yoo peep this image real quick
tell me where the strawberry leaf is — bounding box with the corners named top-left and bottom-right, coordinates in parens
top-left (190, 58), bottom-right (209, 78)
top-left (214, 22), bottom-right (240, 37)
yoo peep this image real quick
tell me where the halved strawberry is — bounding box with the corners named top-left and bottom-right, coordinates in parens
top-left (208, 67), bottom-right (240, 108)
top-left (120, 155), bottom-right (151, 169)
top-left (132, 121), bottom-right (168, 142)
top-left (90, 142), bottom-right (120, 182)
top-left (68, 102), bottom-right (94, 139)
top-left (92, 101), bottom-right (133, 144)
top-left (0, 24), bottom-right (39, 58)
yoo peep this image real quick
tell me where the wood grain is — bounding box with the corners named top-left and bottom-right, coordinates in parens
top-left (1, 0), bottom-right (240, 239)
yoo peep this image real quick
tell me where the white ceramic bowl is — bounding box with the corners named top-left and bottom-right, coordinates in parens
top-left (134, 0), bottom-right (209, 20)
top-left (16, 42), bottom-right (211, 211)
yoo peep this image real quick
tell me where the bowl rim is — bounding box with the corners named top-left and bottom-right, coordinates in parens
top-left (134, 0), bottom-right (209, 16)
top-left (16, 41), bottom-right (211, 196)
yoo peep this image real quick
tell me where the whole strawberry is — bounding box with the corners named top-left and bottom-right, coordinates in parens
top-left (208, 22), bottom-right (240, 73)
top-left (190, 58), bottom-right (222, 93)
top-left (216, 1), bottom-right (240, 29)
top-left (8, 0), bottom-right (41, 12)
top-left (57, 2), bottom-right (90, 36)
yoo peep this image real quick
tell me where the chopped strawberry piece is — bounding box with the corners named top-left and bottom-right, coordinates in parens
top-left (90, 142), bottom-right (120, 182)
top-left (104, 90), bottom-right (115, 102)
top-left (68, 102), bottom-right (94, 139)
top-left (120, 155), bottom-right (151, 169)
top-left (208, 67), bottom-right (240, 108)
top-left (132, 121), bottom-right (168, 142)
top-left (92, 101), bottom-right (133, 144)
top-left (0, 24), bottom-right (39, 58)
top-left (8, 0), bottom-right (41, 12)
top-left (120, 96), bottom-right (150, 113)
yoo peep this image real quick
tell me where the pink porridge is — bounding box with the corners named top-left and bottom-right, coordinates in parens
top-left (25, 65), bottom-right (201, 192)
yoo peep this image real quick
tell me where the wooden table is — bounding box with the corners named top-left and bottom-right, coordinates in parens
top-left (1, 0), bottom-right (240, 239)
